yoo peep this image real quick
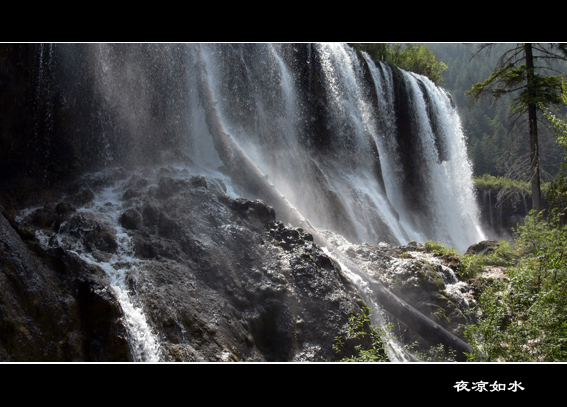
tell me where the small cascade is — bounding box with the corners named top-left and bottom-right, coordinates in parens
top-left (71, 182), bottom-right (162, 362)
top-left (30, 177), bottom-right (163, 362)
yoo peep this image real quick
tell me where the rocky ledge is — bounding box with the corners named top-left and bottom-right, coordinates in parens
top-left (1, 165), bottom-right (490, 362)
top-left (1, 166), bottom-right (372, 362)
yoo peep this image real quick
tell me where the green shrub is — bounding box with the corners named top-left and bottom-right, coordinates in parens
top-left (333, 306), bottom-right (390, 362)
top-left (458, 254), bottom-right (486, 279)
top-left (424, 240), bottom-right (459, 257)
top-left (485, 240), bottom-right (518, 266)
top-left (465, 209), bottom-right (567, 361)
top-left (473, 174), bottom-right (531, 194)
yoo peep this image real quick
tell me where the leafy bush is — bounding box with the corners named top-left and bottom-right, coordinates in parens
top-left (458, 254), bottom-right (486, 279)
top-left (333, 306), bottom-right (390, 362)
top-left (465, 209), bottom-right (567, 361)
top-left (424, 240), bottom-right (462, 259)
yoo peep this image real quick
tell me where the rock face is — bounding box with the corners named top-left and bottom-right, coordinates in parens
top-left (0, 206), bottom-right (132, 362)
top-left (0, 165), bottom-right (485, 362)
top-left (323, 236), bottom-right (477, 349)
top-left (1, 167), bottom-right (370, 362)
top-left (476, 188), bottom-right (532, 239)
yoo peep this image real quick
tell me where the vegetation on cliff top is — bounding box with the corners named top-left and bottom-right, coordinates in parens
top-left (474, 174), bottom-right (532, 195)
top-left (349, 43), bottom-right (448, 86)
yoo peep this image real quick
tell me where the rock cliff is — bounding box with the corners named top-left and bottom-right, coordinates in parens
top-left (1, 166), bottom-right (374, 361)
top-left (1, 165), bottom-right (478, 361)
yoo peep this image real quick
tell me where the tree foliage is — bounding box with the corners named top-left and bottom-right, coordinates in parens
top-left (466, 44), bottom-right (566, 107)
top-left (541, 74), bottom-right (567, 220)
top-left (541, 74), bottom-right (567, 151)
top-left (463, 46), bottom-right (567, 362)
top-left (466, 43), bottom-right (567, 212)
top-left (349, 43), bottom-right (448, 85)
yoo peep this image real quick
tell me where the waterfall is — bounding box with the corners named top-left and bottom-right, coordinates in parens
top-left (189, 43), bottom-right (485, 361)
top-left (397, 70), bottom-right (485, 251)
top-left (16, 43), bottom-right (486, 361)
top-left (22, 43), bottom-right (486, 252)
top-left (33, 44), bottom-right (56, 183)
top-left (193, 43), bottom-right (485, 251)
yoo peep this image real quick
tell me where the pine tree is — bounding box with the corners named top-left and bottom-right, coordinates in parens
top-left (466, 43), bottom-right (567, 212)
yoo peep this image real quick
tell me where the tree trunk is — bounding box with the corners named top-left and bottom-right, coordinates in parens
top-left (525, 43), bottom-right (543, 212)
top-left (193, 44), bottom-right (473, 361)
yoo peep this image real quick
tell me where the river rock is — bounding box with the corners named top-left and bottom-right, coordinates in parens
top-left (336, 236), bottom-right (476, 348)
top-left (465, 240), bottom-right (500, 256)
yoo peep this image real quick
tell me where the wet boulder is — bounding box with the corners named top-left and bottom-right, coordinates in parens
top-left (59, 212), bottom-right (118, 253)
top-left (465, 240), bottom-right (500, 256)
top-left (119, 208), bottom-right (143, 230)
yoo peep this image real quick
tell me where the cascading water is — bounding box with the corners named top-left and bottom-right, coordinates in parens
top-left (196, 43), bottom-right (485, 251)
top-left (397, 69), bottom-right (485, 251)
top-left (69, 182), bottom-right (163, 362)
top-left (189, 43), bottom-right (485, 361)
top-left (14, 43), bottom-right (486, 361)
top-left (20, 177), bottom-right (163, 362)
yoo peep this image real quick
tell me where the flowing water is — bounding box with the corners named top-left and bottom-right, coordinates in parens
top-left (27, 43), bottom-right (486, 361)
top-left (196, 43), bottom-right (485, 251)
top-left (22, 176), bottom-right (164, 361)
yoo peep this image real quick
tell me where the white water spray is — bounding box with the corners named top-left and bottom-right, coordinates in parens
top-left (198, 43), bottom-right (485, 251)
top-left (80, 182), bottom-right (162, 362)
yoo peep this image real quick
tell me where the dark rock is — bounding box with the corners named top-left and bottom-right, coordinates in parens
top-left (0, 211), bottom-right (133, 361)
top-left (156, 176), bottom-right (189, 200)
top-left (142, 202), bottom-right (160, 227)
top-left (122, 188), bottom-right (140, 201)
top-left (70, 189), bottom-right (95, 207)
top-left (132, 235), bottom-right (158, 259)
top-left (56, 202), bottom-right (76, 215)
top-left (157, 212), bottom-right (182, 240)
top-left (76, 276), bottom-right (132, 362)
top-left (24, 204), bottom-right (59, 229)
top-left (465, 240), bottom-right (500, 256)
top-left (77, 168), bottom-right (367, 362)
top-left (60, 212), bottom-right (118, 253)
top-left (122, 175), bottom-right (150, 201)
top-left (119, 208), bottom-right (143, 230)
top-left (230, 198), bottom-right (276, 225)
top-left (190, 175), bottom-right (208, 189)
top-left (2, 165), bottom-right (479, 362)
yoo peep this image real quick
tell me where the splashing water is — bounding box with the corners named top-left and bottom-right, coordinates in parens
top-left (196, 43), bottom-right (485, 251)
top-left (78, 182), bottom-right (162, 362)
